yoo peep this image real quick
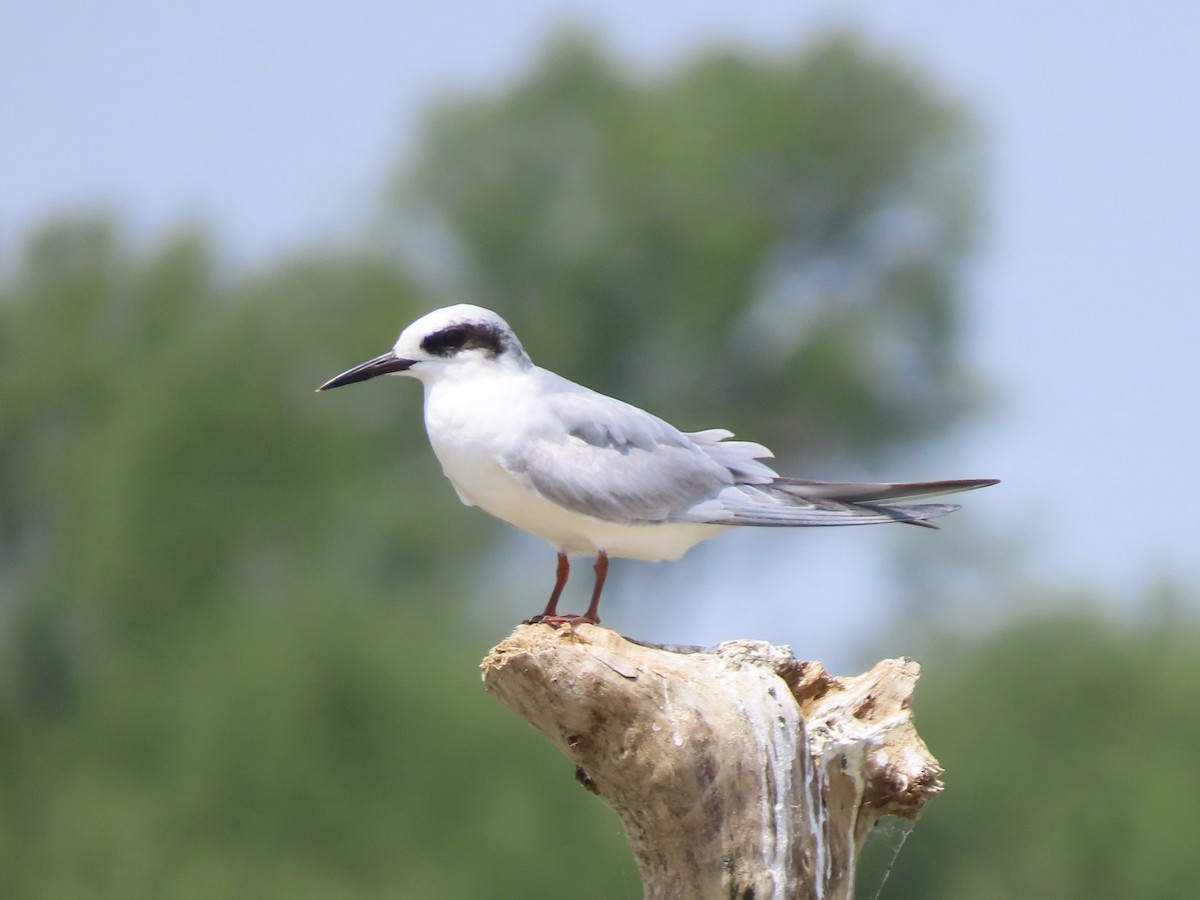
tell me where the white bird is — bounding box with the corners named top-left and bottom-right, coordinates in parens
top-left (318, 304), bottom-right (997, 625)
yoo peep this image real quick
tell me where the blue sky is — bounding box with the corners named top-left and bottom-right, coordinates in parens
top-left (5, 2), bottom-right (1199, 655)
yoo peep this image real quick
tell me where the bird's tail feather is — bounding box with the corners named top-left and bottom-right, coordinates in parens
top-left (679, 478), bottom-right (997, 529)
top-left (770, 477), bottom-right (998, 503)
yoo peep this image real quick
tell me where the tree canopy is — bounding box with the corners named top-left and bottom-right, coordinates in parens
top-left (398, 31), bottom-right (983, 462)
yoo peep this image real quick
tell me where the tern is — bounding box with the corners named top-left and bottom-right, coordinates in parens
top-left (318, 304), bottom-right (996, 625)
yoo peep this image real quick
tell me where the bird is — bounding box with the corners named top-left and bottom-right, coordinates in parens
top-left (318, 304), bottom-right (997, 626)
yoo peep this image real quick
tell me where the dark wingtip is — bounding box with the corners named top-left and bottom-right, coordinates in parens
top-left (880, 501), bottom-right (964, 528)
top-left (904, 517), bottom-right (942, 529)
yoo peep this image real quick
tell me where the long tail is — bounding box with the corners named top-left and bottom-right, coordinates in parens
top-left (774, 477), bottom-right (998, 503)
top-left (683, 478), bottom-right (999, 529)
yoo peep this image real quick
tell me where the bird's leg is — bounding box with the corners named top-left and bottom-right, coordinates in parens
top-left (527, 551), bottom-right (607, 627)
top-left (545, 552), bottom-right (571, 617)
top-left (524, 553), bottom-right (570, 624)
top-left (576, 551), bottom-right (609, 626)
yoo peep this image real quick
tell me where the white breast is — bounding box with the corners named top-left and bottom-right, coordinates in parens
top-left (420, 368), bottom-right (725, 561)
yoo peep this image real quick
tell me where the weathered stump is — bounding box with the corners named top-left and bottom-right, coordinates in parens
top-left (481, 624), bottom-right (940, 900)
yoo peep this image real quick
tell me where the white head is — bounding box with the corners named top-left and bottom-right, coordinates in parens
top-left (317, 304), bottom-right (530, 391)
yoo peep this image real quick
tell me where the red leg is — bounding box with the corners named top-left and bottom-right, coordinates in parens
top-left (525, 553), bottom-right (570, 623)
top-left (577, 552), bottom-right (609, 625)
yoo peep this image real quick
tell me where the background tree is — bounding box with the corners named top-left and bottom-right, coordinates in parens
top-left (0, 216), bottom-right (643, 898)
top-left (397, 30), bottom-right (984, 464)
top-left (861, 597), bottom-right (1200, 900)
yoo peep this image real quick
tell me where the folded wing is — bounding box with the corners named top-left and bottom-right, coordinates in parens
top-left (500, 376), bottom-right (997, 529)
top-left (501, 389), bottom-right (734, 524)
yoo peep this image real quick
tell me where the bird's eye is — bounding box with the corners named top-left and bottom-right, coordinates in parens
top-left (421, 327), bottom-right (469, 357)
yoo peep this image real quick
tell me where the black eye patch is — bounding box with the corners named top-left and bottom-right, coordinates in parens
top-left (421, 326), bottom-right (469, 356)
top-left (420, 323), bottom-right (506, 358)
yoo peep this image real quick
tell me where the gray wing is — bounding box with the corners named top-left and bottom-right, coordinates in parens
top-left (499, 387), bottom-right (736, 524)
top-left (497, 371), bottom-right (998, 528)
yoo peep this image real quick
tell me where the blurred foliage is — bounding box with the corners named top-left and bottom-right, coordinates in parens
top-left (0, 215), bottom-right (639, 898)
top-left (859, 599), bottom-right (1200, 900)
top-left (398, 30), bottom-right (985, 465)
top-left (0, 27), bottom-right (1176, 900)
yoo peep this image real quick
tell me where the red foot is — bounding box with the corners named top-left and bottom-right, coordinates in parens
top-left (524, 551), bottom-right (607, 627)
top-left (523, 612), bottom-right (601, 628)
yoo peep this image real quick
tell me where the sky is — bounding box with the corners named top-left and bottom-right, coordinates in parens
top-left (4, 2), bottom-right (1199, 658)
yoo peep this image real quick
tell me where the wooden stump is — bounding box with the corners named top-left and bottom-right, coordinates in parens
top-left (481, 624), bottom-right (941, 900)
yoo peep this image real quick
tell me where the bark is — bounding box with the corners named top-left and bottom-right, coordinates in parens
top-left (481, 624), bottom-right (941, 900)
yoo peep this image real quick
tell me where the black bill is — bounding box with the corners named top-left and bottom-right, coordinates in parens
top-left (316, 352), bottom-right (417, 391)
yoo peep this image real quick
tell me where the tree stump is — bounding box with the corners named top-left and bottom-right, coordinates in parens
top-left (481, 624), bottom-right (941, 900)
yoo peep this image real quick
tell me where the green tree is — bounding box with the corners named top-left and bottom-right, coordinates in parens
top-left (859, 597), bottom-right (1200, 899)
top-left (398, 30), bottom-right (984, 464)
top-left (0, 217), bottom-right (641, 898)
